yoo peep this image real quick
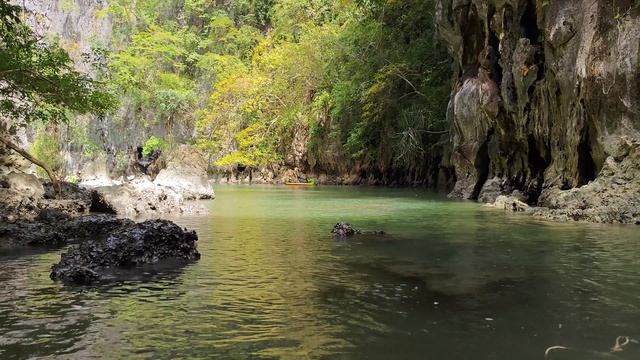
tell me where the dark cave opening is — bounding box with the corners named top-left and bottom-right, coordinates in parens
top-left (578, 127), bottom-right (597, 186)
top-left (487, 30), bottom-right (503, 85)
top-left (472, 130), bottom-right (494, 200)
top-left (89, 190), bottom-right (117, 214)
top-left (527, 136), bottom-right (548, 176)
top-left (486, 5), bottom-right (503, 85)
top-left (521, 0), bottom-right (546, 81)
top-left (520, 0), bottom-right (541, 45)
top-left (526, 135), bottom-right (548, 203)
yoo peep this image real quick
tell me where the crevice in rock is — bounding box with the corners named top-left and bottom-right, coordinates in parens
top-left (471, 129), bottom-right (494, 200)
top-left (577, 125), bottom-right (597, 186)
top-left (520, 0), bottom-right (541, 45)
top-left (461, 4), bottom-right (486, 67)
top-left (527, 135), bottom-right (548, 177)
top-left (522, 0), bottom-right (546, 83)
top-left (486, 5), bottom-right (503, 85)
top-left (487, 34), bottom-right (502, 85)
top-left (89, 190), bottom-right (117, 214)
top-left (526, 135), bottom-right (548, 203)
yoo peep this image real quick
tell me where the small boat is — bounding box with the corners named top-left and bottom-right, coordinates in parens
top-left (285, 182), bottom-right (315, 186)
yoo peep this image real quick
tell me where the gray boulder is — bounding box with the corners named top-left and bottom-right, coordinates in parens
top-left (5, 171), bottom-right (44, 198)
top-left (153, 145), bottom-right (214, 200)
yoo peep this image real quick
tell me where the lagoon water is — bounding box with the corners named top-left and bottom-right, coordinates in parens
top-left (1, 185), bottom-right (639, 359)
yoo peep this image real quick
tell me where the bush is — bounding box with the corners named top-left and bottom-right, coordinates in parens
top-left (142, 136), bottom-right (169, 157)
top-left (31, 129), bottom-right (63, 177)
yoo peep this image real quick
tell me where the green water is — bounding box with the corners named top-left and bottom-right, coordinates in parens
top-left (1, 185), bottom-right (639, 359)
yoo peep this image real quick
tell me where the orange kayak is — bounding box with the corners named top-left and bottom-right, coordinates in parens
top-left (285, 182), bottom-right (315, 186)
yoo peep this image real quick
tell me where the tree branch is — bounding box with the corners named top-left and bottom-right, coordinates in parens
top-left (0, 134), bottom-right (61, 197)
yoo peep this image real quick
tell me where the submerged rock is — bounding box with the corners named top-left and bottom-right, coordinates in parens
top-left (332, 222), bottom-right (360, 237)
top-left (50, 220), bottom-right (200, 284)
top-left (331, 223), bottom-right (385, 238)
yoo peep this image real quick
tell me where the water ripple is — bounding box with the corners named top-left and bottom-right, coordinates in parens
top-left (1, 186), bottom-right (639, 359)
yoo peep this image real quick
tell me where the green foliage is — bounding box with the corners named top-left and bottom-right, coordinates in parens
top-left (142, 136), bottom-right (169, 157)
top-left (108, 25), bottom-right (200, 130)
top-left (194, 0), bottom-right (449, 176)
top-left (30, 129), bottom-right (63, 177)
top-left (69, 122), bottom-right (103, 160)
top-left (99, 0), bottom-right (450, 177)
top-left (114, 150), bottom-right (129, 173)
top-left (0, 0), bottom-right (116, 125)
top-left (59, 0), bottom-right (78, 12)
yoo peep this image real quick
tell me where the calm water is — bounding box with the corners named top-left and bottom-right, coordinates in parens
top-left (1, 185), bottom-right (639, 359)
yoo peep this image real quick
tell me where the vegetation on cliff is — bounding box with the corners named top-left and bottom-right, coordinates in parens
top-left (0, 0), bottom-right (115, 189)
top-left (102, 0), bottom-right (450, 182)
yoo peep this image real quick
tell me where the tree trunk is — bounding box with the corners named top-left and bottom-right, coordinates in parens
top-left (0, 135), bottom-right (61, 197)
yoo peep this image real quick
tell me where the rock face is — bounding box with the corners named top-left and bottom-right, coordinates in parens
top-left (96, 177), bottom-right (207, 217)
top-left (50, 220), bottom-right (200, 284)
top-left (0, 212), bottom-right (134, 248)
top-left (532, 137), bottom-right (640, 223)
top-left (153, 145), bottom-right (214, 200)
top-left (5, 172), bottom-right (44, 198)
top-left (0, 176), bottom-right (102, 222)
top-left (436, 0), bottom-right (640, 223)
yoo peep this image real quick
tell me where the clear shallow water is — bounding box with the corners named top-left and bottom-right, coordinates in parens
top-left (1, 185), bottom-right (639, 359)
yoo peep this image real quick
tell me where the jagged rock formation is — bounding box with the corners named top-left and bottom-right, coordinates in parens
top-left (0, 212), bottom-right (134, 248)
top-left (0, 175), bottom-right (110, 222)
top-left (436, 0), bottom-right (640, 223)
top-left (332, 222), bottom-right (360, 238)
top-left (50, 219), bottom-right (200, 284)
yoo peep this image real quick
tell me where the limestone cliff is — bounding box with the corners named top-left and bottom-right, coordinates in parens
top-left (436, 0), bottom-right (640, 223)
top-left (20, 0), bottom-right (111, 75)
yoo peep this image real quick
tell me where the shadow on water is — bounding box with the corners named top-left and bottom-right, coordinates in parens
top-left (0, 249), bottom-right (194, 360)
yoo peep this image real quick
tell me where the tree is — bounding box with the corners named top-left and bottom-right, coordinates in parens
top-left (0, 0), bottom-right (116, 194)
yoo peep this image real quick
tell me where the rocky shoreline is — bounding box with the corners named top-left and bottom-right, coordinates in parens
top-left (0, 166), bottom-right (211, 285)
top-left (483, 138), bottom-right (640, 225)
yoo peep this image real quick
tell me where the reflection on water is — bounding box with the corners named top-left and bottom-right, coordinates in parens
top-left (1, 185), bottom-right (639, 359)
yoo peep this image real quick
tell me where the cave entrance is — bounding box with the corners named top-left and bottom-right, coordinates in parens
top-left (520, 0), bottom-right (541, 45)
top-left (578, 127), bottom-right (597, 186)
top-left (527, 135), bottom-right (549, 203)
top-left (487, 6), bottom-right (503, 85)
top-left (471, 130), bottom-right (493, 200)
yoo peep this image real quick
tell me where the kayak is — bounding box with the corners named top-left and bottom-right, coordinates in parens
top-left (285, 182), bottom-right (315, 186)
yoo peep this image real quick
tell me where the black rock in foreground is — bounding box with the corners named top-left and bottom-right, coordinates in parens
top-left (0, 211), bottom-right (134, 248)
top-left (51, 220), bottom-right (200, 284)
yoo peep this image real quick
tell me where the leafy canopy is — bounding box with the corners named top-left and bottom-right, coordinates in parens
top-left (194, 0), bottom-right (450, 176)
top-left (0, 0), bottom-right (116, 124)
